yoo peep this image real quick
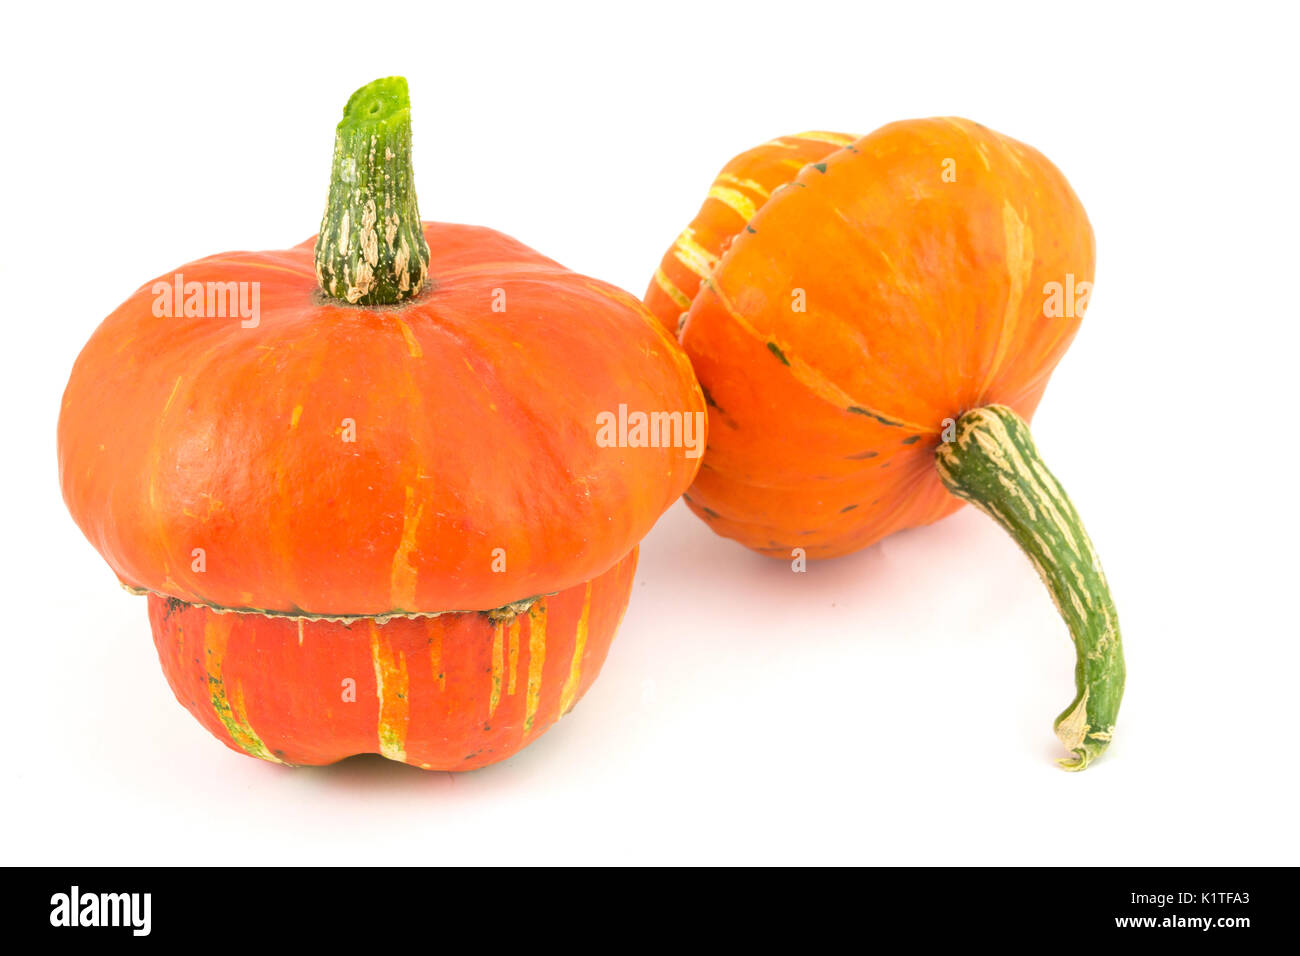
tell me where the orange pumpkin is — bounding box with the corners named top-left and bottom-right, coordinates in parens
top-left (647, 119), bottom-right (1123, 769)
top-left (59, 78), bottom-right (704, 770)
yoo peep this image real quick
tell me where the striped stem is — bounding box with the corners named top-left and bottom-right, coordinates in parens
top-left (935, 405), bottom-right (1124, 770)
top-left (315, 77), bottom-right (430, 305)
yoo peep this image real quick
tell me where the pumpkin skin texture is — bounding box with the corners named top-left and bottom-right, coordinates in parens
top-left (645, 132), bottom-right (856, 334)
top-left (59, 222), bottom-right (700, 617)
top-left (653, 118), bottom-right (1123, 769)
top-left (59, 77), bottom-right (704, 771)
top-left (149, 549), bottom-right (637, 770)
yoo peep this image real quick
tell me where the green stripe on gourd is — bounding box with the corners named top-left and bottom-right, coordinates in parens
top-left (207, 674), bottom-right (284, 764)
top-left (935, 405), bottom-right (1124, 771)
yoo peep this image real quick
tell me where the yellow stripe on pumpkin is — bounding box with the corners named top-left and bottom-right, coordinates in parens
top-left (204, 615), bottom-right (283, 763)
top-left (716, 172), bottom-right (770, 199)
top-left (654, 268), bottom-right (691, 310)
top-left (524, 603), bottom-right (547, 733)
top-left (707, 185), bottom-right (758, 223)
top-left (558, 583), bottom-right (593, 716)
top-left (394, 314), bottom-right (423, 358)
top-left (389, 485), bottom-right (423, 609)
top-left (977, 201), bottom-right (1035, 398)
top-left (507, 616), bottom-right (521, 695)
top-left (790, 131), bottom-right (856, 147)
top-left (370, 622), bottom-right (410, 762)
top-left (489, 620), bottom-right (504, 717)
top-left (671, 228), bottom-right (719, 279)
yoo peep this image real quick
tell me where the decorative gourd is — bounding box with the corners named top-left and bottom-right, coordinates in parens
top-left (59, 78), bottom-right (704, 770)
top-left (646, 119), bottom-right (1123, 770)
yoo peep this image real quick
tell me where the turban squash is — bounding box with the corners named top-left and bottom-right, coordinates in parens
top-left (647, 119), bottom-right (1124, 769)
top-left (59, 78), bottom-right (704, 770)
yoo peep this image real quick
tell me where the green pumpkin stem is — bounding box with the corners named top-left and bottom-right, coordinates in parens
top-left (935, 405), bottom-right (1125, 771)
top-left (315, 76), bottom-right (430, 305)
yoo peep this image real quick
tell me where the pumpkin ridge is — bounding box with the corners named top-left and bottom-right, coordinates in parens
top-left (972, 198), bottom-right (1035, 399)
top-left (699, 275), bottom-right (935, 434)
top-left (178, 257), bottom-right (317, 284)
top-left (132, 583), bottom-right (552, 625)
top-left (440, 313), bottom-right (592, 507)
top-left (692, 447), bottom-right (929, 490)
top-left (384, 331), bottom-right (432, 612)
top-left (689, 444), bottom-right (945, 555)
top-left (644, 132), bottom-right (857, 334)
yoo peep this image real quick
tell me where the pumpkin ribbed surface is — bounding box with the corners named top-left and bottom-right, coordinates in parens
top-left (644, 132), bottom-right (856, 334)
top-left (60, 222), bottom-right (702, 616)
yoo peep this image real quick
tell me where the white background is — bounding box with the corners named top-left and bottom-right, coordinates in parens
top-left (4, 1), bottom-right (1297, 865)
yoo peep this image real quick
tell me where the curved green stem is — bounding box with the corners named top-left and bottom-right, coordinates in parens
top-left (315, 76), bottom-right (430, 305)
top-left (935, 405), bottom-right (1124, 770)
